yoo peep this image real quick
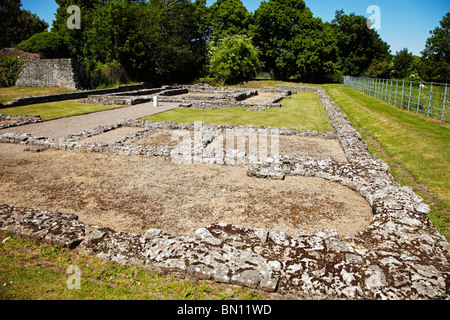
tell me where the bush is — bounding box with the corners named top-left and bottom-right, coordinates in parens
top-left (15, 32), bottom-right (70, 59)
top-left (0, 56), bottom-right (24, 87)
top-left (208, 35), bottom-right (262, 85)
top-left (87, 60), bottom-right (131, 89)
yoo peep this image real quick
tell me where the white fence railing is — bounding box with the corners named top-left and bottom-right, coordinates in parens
top-left (344, 76), bottom-right (449, 121)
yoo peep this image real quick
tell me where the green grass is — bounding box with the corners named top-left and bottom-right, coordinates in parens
top-left (0, 231), bottom-right (270, 300)
top-left (142, 92), bottom-right (333, 132)
top-left (322, 84), bottom-right (450, 240)
top-left (0, 87), bottom-right (74, 104)
top-left (0, 99), bottom-right (124, 120)
top-left (346, 79), bottom-right (449, 121)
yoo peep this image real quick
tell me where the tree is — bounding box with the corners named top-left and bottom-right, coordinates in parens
top-left (420, 12), bottom-right (450, 83)
top-left (15, 32), bottom-right (70, 58)
top-left (52, 0), bottom-right (205, 84)
top-left (0, 56), bottom-right (24, 87)
top-left (52, 0), bottom-right (103, 63)
top-left (0, 0), bottom-right (49, 48)
top-left (208, 34), bottom-right (261, 84)
top-left (207, 0), bottom-right (251, 43)
top-left (363, 60), bottom-right (392, 78)
top-left (391, 48), bottom-right (414, 79)
top-left (252, 0), bottom-right (339, 82)
top-left (331, 10), bottom-right (391, 76)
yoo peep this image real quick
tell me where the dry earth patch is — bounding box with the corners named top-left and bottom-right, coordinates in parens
top-left (0, 143), bottom-right (371, 239)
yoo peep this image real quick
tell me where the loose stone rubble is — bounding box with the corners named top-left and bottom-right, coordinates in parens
top-left (0, 114), bottom-right (42, 129)
top-left (0, 85), bottom-right (449, 300)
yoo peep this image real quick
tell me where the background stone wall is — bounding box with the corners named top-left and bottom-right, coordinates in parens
top-left (15, 58), bottom-right (87, 90)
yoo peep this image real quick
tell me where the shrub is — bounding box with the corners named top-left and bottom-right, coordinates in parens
top-left (0, 56), bottom-right (24, 87)
top-left (208, 35), bottom-right (262, 85)
top-left (87, 60), bottom-right (131, 89)
top-left (15, 32), bottom-right (70, 59)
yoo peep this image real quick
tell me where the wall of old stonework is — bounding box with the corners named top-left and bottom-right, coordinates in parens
top-left (15, 58), bottom-right (87, 90)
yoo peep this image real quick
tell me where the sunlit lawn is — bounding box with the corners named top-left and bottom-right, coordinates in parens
top-left (0, 87), bottom-right (74, 103)
top-left (0, 99), bottom-right (124, 120)
top-left (323, 84), bottom-right (450, 240)
top-left (142, 91), bottom-right (333, 132)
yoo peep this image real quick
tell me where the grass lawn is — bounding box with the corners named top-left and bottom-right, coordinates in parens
top-left (323, 84), bottom-right (450, 240)
top-left (0, 231), bottom-right (268, 300)
top-left (142, 92), bottom-right (333, 132)
top-left (0, 87), bottom-right (74, 104)
top-left (0, 99), bottom-right (124, 120)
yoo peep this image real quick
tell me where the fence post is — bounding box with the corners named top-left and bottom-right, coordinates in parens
top-left (395, 80), bottom-right (398, 106)
top-left (401, 80), bottom-right (405, 108)
top-left (388, 80), bottom-right (392, 103)
top-left (408, 81), bottom-right (412, 111)
top-left (417, 83), bottom-right (422, 113)
top-left (427, 83), bottom-right (433, 117)
top-left (375, 78), bottom-right (378, 98)
top-left (442, 83), bottom-right (448, 121)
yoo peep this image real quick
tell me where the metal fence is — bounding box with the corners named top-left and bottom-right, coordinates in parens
top-left (343, 76), bottom-right (449, 121)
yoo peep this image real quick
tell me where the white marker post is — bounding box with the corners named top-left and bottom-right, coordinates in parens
top-left (153, 95), bottom-right (159, 107)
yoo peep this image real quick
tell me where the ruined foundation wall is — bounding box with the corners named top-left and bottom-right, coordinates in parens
top-left (15, 58), bottom-right (87, 90)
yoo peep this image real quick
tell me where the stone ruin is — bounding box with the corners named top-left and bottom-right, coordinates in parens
top-left (79, 83), bottom-right (312, 111)
top-left (0, 86), bottom-right (449, 300)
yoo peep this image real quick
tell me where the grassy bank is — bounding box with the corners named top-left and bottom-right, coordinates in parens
top-left (323, 84), bottom-right (449, 240)
top-left (142, 92), bottom-right (333, 132)
top-left (0, 87), bottom-right (74, 104)
top-left (0, 231), bottom-right (269, 300)
top-left (0, 99), bottom-right (124, 120)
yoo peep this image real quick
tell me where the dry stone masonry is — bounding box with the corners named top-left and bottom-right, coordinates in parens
top-left (0, 114), bottom-right (42, 129)
top-left (0, 86), bottom-right (449, 300)
top-left (15, 58), bottom-right (87, 90)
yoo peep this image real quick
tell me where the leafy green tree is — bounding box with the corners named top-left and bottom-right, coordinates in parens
top-left (207, 0), bottom-right (251, 43)
top-left (52, 0), bottom-right (204, 84)
top-left (15, 32), bottom-right (70, 58)
top-left (363, 59), bottom-right (392, 78)
top-left (52, 0), bottom-right (103, 63)
top-left (252, 0), bottom-right (338, 82)
top-left (208, 34), bottom-right (261, 84)
top-left (0, 0), bottom-right (49, 48)
top-left (331, 10), bottom-right (391, 76)
top-left (0, 56), bottom-right (24, 87)
top-left (391, 48), bottom-right (414, 79)
top-left (420, 12), bottom-right (450, 83)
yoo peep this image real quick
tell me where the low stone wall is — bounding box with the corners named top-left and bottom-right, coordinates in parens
top-left (80, 86), bottom-right (188, 106)
top-left (0, 86), bottom-right (449, 300)
top-left (0, 114), bottom-right (42, 129)
top-left (0, 83), bottom-right (151, 109)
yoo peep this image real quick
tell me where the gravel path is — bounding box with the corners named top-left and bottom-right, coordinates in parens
top-left (0, 102), bottom-right (179, 139)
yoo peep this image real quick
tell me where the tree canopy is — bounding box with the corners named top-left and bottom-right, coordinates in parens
top-left (331, 10), bottom-right (391, 77)
top-left (208, 34), bottom-right (261, 84)
top-left (420, 12), bottom-right (450, 83)
top-left (0, 0), bottom-right (49, 48)
top-left (3, 0), bottom-right (448, 86)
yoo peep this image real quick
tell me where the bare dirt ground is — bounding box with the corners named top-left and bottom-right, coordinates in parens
top-left (244, 92), bottom-right (280, 103)
top-left (132, 129), bottom-right (347, 162)
top-left (0, 144), bottom-right (372, 238)
top-left (133, 129), bottom-right (193, 147)
top-left (208, 132), bottom-right (348, 162)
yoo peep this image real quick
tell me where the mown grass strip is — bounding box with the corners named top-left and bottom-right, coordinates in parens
top-left (0, 99), bottom-right (124, 120)
top-left (141, 92), bottom-right (333, 132)
top-left (0, 232), bottom-right (269, 300)
top-left (323, 84), bottom-right (450, 240)
top-left (0, 87), bottom-right (74, 104)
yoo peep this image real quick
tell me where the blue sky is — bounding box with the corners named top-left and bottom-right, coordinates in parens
top-left (21, 0), bottom-right (449, 56)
